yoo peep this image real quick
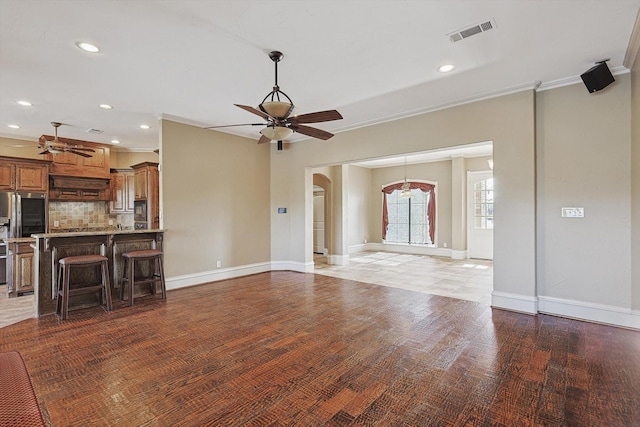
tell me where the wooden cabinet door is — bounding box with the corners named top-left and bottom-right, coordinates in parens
top-left (125, 173), bottom-right (135, 212)
top-left (16, 164), bottom-right (48, 191)
top-left (0, 163), bottom-right (15, 190)
top-left (110, 173), bottom-right (126, 212)
top-left (15, 251), bottom-right (34, 293)
top-left (134, 169), bottom-right (148, 200)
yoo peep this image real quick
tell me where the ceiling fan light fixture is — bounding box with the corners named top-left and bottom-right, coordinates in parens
top-left (260, 101), bottom-right (293, 119)
top-left (260, 126), bottom-right (293, 140)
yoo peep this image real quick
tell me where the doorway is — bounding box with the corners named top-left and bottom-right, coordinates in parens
top-left (467, 170), bottom-right (494, 260)
top-left (313, 186), bottom-right (325, 254)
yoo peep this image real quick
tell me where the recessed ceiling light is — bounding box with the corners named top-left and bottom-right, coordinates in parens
top-left (8, 124), bottom-right (20, 129)
top-left (438, 64), bottom-right (455, 73)
top-left (76, 42), bottom-right (100, 53)
top-left (17, 100), bottom-right (32, 107)
top-left (111, 139), bottom-right (120, 144)
top-left (139, 124), bottom-right (150, 129)
top-left (99, 104), bottom-right (113, 110)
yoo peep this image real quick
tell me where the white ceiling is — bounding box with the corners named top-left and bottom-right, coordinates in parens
top-left (1, 0), bottom-right (639, 159)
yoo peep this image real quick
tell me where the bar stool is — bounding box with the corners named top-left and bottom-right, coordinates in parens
top-left (121, 249), bottom-right (166, 306)
top-left (56, 255), bottom-right (112, 320)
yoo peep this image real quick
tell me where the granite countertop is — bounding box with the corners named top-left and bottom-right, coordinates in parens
top-left (32, 229), bottom-right (165, 238)
top-left (2, 237), bottom-right (36, 243)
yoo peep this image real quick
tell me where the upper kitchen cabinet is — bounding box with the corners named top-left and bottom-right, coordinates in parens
top-left (110, 169), bottom-right (134, 213)
top-left (131, 162), bottom-right (159, 229)
top-left (0, 156), bottom-right (51, 192)
top-left (39, 136), bottom-right (110, 179)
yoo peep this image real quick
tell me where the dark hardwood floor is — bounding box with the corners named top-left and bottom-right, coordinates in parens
top-left (1, 271), bottom-right (639, 426)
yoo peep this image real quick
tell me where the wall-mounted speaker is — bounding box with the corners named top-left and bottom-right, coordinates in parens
top-left (580, 61), bottom-right (615, 93)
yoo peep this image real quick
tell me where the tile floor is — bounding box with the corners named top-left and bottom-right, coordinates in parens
top-left (314, 251), bottom-right (493, 303)
top-left (0, 284), bottom-right (36, 329)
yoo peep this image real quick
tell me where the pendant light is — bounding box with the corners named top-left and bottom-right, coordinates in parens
top-left (400, 157), bottom-right (412, 198)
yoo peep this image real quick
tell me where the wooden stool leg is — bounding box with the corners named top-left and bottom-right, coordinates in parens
top-left (100, 260), bottom-right (111, 312)
top-left (128, 256), bottom-right (135, 307)
top-left (56, 263), bottom-right (63, 317)
top-left (158, 256), bottom-right (166, 299)
top-left (62, 265), bottom-right (71, 320)
top-left (149, 259), bottom-right (156, 295)
top-left (120, 258), bottom-right (126, 302)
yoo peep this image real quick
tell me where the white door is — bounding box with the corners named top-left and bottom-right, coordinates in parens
top-left (313, 190), bottom-right (325, 254)
top-left (467, 171), bottom-right (494, 260)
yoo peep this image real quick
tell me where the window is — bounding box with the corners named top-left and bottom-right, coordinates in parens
top-left (382, 182), bottom-right (436, 245)
top-left (474, 178), bottom-right (494, 229)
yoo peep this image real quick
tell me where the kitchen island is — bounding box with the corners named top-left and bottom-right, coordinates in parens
top-left (32, 229), bottom-right (165, 316)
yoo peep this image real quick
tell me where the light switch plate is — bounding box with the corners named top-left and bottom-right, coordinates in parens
top-left (561, 207), bottom-right (584, 218)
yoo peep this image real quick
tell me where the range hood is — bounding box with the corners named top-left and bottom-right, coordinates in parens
top-left (49, 175), bottom-right (111, 201)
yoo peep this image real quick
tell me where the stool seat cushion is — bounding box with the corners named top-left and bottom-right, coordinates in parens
top-left (59, 254), bottom-right (108, 265)
top-left (123, 249), bottom-right (163, 259)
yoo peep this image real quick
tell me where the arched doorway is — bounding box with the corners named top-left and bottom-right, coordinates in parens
top-left (313, 174), bottom-right (332, 257)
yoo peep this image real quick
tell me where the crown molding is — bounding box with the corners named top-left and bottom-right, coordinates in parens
top-left (624, 8), bottom-right (640, 69)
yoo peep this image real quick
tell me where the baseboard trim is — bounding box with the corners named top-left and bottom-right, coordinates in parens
top-left (356, 242), bottom-right (452, 258)
top-left (166, 262), bottom-right (271, 290)
top-left (271, 260), bottom-right (314, 273)
top-left (538, 296), bottom-right (640, 330)
top-left (327, 254), bottom-right (349, 266)
top-left (491, 291), bottom-right (538, 314)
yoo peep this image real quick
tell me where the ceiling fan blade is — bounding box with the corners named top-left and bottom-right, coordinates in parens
top-left (234, 104), bottom-right (271, 120)
top-left (290, 124), bottom-right (334, 141)
top-left (289, 110), bottom-right (343, 124)
top-left (257, 135), bottom-right (271, 144)
top-left (67, 149), bottom-right (93, 158)
top-left (205, 123), bottom-right (264, 129)
top-left (38, 150), bottom-right (50, 155)
top-left (68, 146), bottom-right (95, 152)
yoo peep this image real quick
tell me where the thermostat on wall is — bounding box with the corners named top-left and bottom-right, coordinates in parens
top-left (278, 208), bottom-right (287, 214)
top-left (561, 207), bottom-right (584, 218)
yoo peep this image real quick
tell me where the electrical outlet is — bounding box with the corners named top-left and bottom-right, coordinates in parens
top-left (108, 219), bottom-right (114, 225)
top-left (443, 242), bottom-right (447, 248)
top-left (216, 260), bottom-right (221, 268)
top-left (54, 220), bottom-right (59, 227)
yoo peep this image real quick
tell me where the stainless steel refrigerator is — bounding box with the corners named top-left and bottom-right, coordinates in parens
top-left (0, 191), bottom-right (47, 284)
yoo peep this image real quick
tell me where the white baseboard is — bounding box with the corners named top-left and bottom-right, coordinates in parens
top-left (450, 249), bottom-right (468, 260)
top-left (492, 291), bottom-right (538, 314)
top-left (538, 296), bottom-right (640, 330)
top-left (271, 260), bottom-right (314, 273)
top-left (166, 262), bottom-right (271, 290)
top-left (357, 242), bottom-right (453, 258)
top-left (327, 254), bottom-right (349, 265)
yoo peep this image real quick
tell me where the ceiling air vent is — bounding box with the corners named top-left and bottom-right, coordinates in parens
top-left (447, 18), bottom-right (496, 43)
top-left (86, 128), bottom-right (103, 134)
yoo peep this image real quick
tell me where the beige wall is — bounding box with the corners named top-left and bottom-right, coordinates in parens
top-left (271, 91), bottom-right (536, 304)
top-left (110, 150), bottom-right (158, 168)
top-left (631, 41), bottom-right (640, 310)
top-left (536, 74), bottom-right (632, 307)
top-left (0, 137), bottom-right (42, 159)
top-left (161, 119), bottom-right (271, 277)
top-left (347, 165), bottom-right (371, 247)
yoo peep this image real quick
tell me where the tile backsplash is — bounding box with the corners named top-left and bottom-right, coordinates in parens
top-left (49, 201), bottom-right (134, 230)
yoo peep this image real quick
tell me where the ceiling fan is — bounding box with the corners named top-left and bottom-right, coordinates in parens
top-left (38, 122), bottom-right (95, 158)
top-left (207, 50), bottom-right (343, 150)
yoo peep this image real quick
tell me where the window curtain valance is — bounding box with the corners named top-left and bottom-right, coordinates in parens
top-left (382, 182), bottom-right (436, 243)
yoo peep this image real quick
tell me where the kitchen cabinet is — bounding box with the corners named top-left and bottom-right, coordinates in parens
top-left (6, 240), bottom-right (35, 297)
top-left (0, 157), bottom-right (50, 192)
top-left (110, 169), bottom-right (134, 213)
top-left (131, 162), bottom-right (159, 229)
top-left (48, 176), bottom-right (110, 201)
top-left (40, 137), bottom-right (110, 179)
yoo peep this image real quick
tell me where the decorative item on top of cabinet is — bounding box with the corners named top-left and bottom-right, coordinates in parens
top-left (0, 156), bottom-right (51, 192)
top-left (110, 169), bottom-right (134, 213)
top-left (39, 137), bottom-right (110, 179)
top-left (131, 162), bottom-right (159, 229)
